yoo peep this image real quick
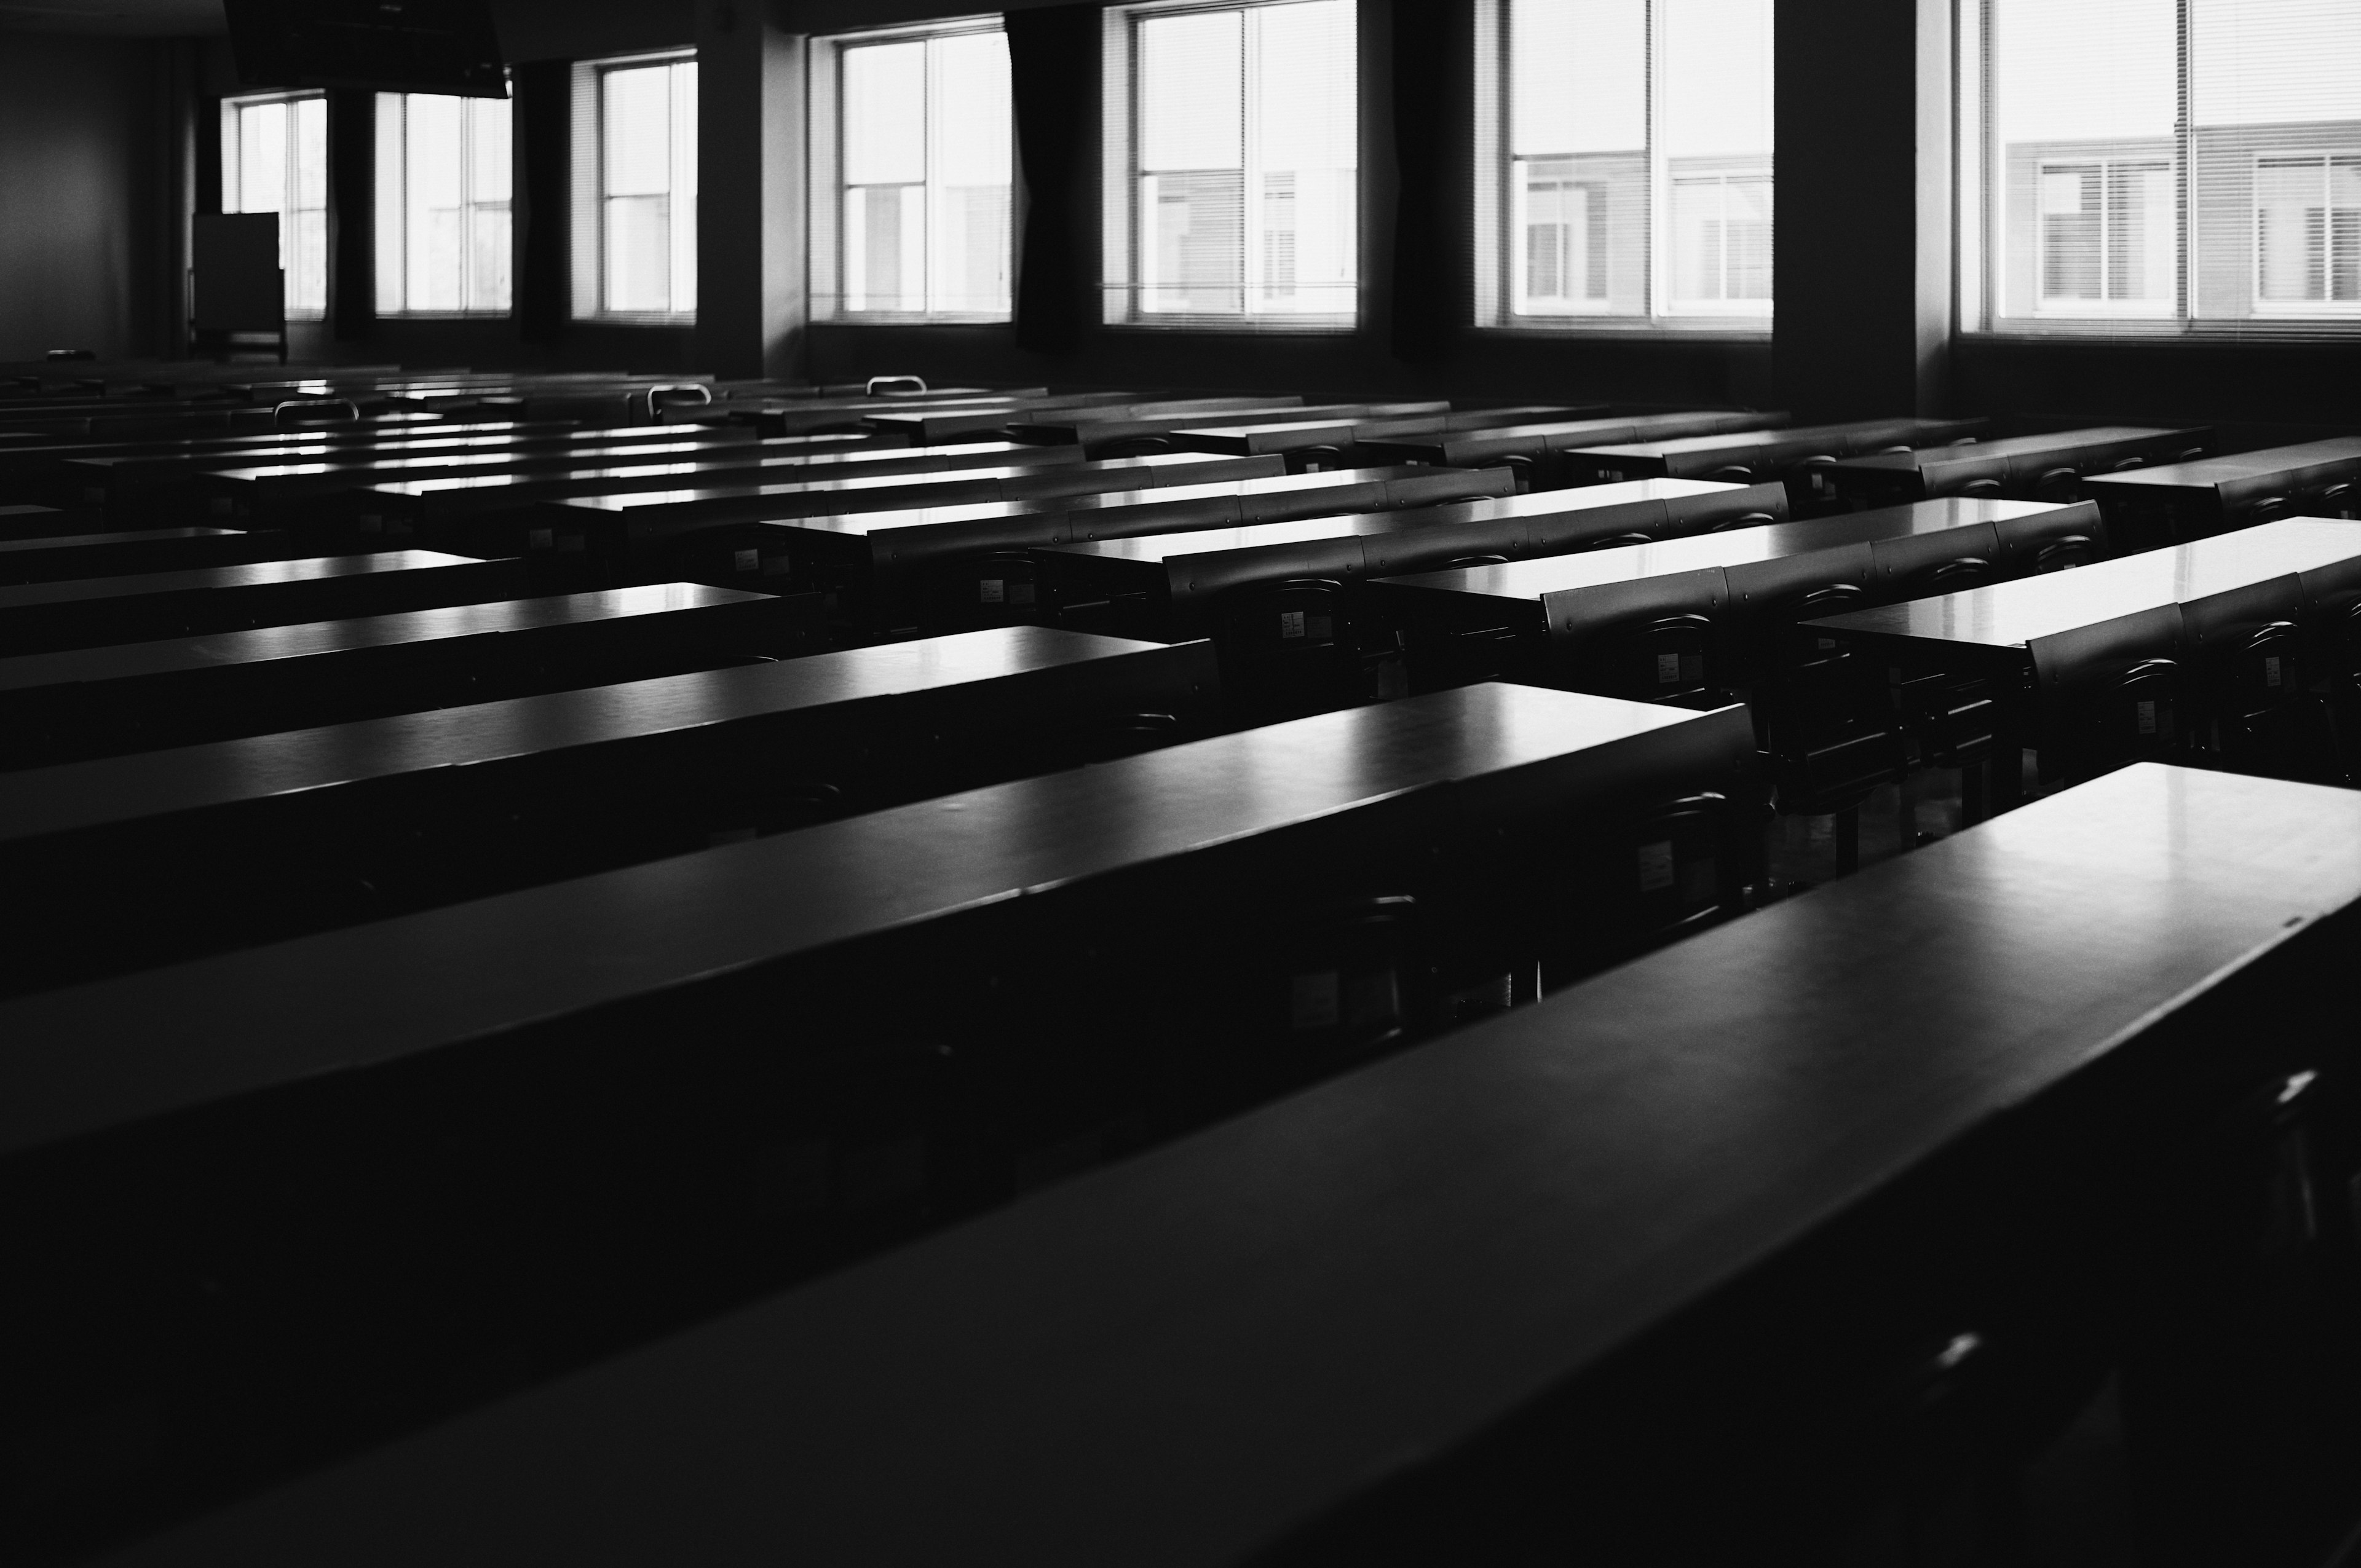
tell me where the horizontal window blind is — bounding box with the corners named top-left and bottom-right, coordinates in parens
top-left (1102, 0), bottom-right (1359, 329)
top-left (810, 20), bottom-right (1013, 323)
top-left (1965, 0), bottom-right (2361, 339)
top-left (1473, 0), bottom-right (1773, 333)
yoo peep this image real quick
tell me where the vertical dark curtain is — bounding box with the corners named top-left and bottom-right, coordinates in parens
top-left (1389, 0), bottom-right (1457, 366)
top-left (1006, 4), bottom-right (1102, 358)
top-left (516, 60), bottom-right (571, 349)
top-left (329, 89), bottom-right (374, 342)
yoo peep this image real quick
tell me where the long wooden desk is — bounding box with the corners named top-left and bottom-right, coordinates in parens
top-left (0, 526), bottom-right (281, 585)
top-left (1006, 400), bottom-right (1442, 454)
top-left (1034, 478), bottom-right (1784, 642)
top-left (866, 395), bottom-right (1297, 446)
top-left (678, 466), bottom-right (1517, 634)
top-left (0, 684), bottom-right (1757, 1564)
top-left (1825, 425), bottom-right (2212, 509)
top-left (77, 763), bottom-right (2361, 1568)
top-left (0, 551), bottom-right (526, 656)
top-left (1805, 517), bottom-right (2361, 791)
top-left (1353, 409), bottom-right (1784, 486)
top-left (0, 626), bottom-right (1220, 995)
top-left (1371, 498), bottom-right (2094, 693)
top-left (0, 583), bottom-right (807, 768)
top-left (2082, 436), bottom-right (2361, 551)
top-left (1564, 417), bottom-right (1991, 502)
top-left (1166, 404), bottom-right (1596, 459)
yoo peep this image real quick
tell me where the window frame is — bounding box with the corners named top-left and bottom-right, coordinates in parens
top-left (572, 50), bottom-right (698, 325)
top-left (2030, 155), bottom-right (2179, 319)
top-left (1101, 0), bottom-right (1363, 333)
top-left (219, 90), bottom-right (330, 323)
top-left (374, 88), bottom-right (515, 319)
top-left (2250, 151), bottom-right (2361, 317)
top-left (1473, 0), bottom-right (1775, 336)
top-left (808, 17), bottom-right (1016, 325)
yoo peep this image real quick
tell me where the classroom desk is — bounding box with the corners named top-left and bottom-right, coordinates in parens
top-left (0, 550), bottom-right (526, 655)
top-left (0, 526), bottom-right (282, 585)
top-left (518, 453), bottom-right (1299, 580)
top-left (0, 627), bottom-right (1220, 995)
top-left (1006, 401), bottom-right (1442, 453)
top-left (1353, 409), bottom-right (1785, 486)
top-left (1372, 498), bottom-right (2094, 693)
top-left (1166, 404), bottom-right (1596, 459)
top-left (78, 763), bottom-right (2361, 1568)
top-left (1804, 517), bottom-right (2361, 794)
top-left (1, 684), bottom-right (1756, 1564)
top-left (189, 429), bottom-right (885, 522)
top-left (1035, 478), bottom-right (1783, 642)
top-left (1824, 425), bottom-right (2212, 509)
top-left (862, 393), bottom-right (1264, 446)
top-left (2082, 436), bottom-right (2361, 551)
top-left (0, 583), bottom-right (807, 768)
top-left (1563, 417), bottom-right (1991, 504)
top-left (684, 466), bottom-right (1517, 633)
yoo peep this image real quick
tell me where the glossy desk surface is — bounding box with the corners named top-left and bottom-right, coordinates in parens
top-left (1570, 416), bottom-right (1974, 459)
top-left (0, 549), bottom-right (488, 611)
top-left (543, 452), bottom-right (1273, 514)
top-left (1359, 409), bottom-right (1779, 460)
top-left (1830, 426), bottom-right (2179, 474)
top-left (1377, 498), bottom-right (2057, 602)
top-left (41, 422), bottom-right (595, 472)
top-left (90, 764), bottom-right (2361, 1568)
top-left (199, 431), bottom-right (881, 486)
top-left (0, 628), bottom-right (1188, 845)
top-left (2079, 436), bottom-right (2361, 494)
top-left (362, 446), bottom-right (1053, 503)
top-left (0, 526), bottom-right (240, 555)
top-left (0, 682), bottom-right (1709, 1160)
top-left (0, 583), bottom-right (764, 693)
top-left (1169, 404), bottom-right (1584, 449)
top-left (1808, 516), bottom-right (2361, 651)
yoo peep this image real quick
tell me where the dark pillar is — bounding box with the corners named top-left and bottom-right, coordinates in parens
top-left (1772, 0), bottom-right (1951, 420)
top-left (1388, 0), bottom-right (1464, 369)
top-left (515, 60), bottom-right (571, 351)
top-left (696, 0), bottom-right (805, 381)
top-left (1006, 3), bottom-right (1102, 360)
top-left (329, 89), bottom-right (374, 344)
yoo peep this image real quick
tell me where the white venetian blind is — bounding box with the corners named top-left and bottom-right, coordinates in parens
top-left (813, 22), bottom-right (1012, 321)
top-left (1473, 0), bottom-right (1772, 330)
top-left (1104, 0), bottom-right (1358, 327)
top-left (1967, 0), bottom-right (2361, 337)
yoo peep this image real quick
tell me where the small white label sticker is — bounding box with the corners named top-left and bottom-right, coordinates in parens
top-left (979, 578), bottom-right (1005, 604)
top-left (2265, 655), bottom-right (2283, 688)
top-left (1290, 970), bottom-right (1340, 1031)
top-left (1280, 609), bottom-right (1307, 640)
top-left (1656, 652), bottom-right (1681, 684)
top-left (2137, 699), bottom-right (2157, 736)
top-left (1638, 840), bottom-right (1675, 892)
top-left (1011, 582), bottom-right (1036, 605)
top-left (734, 548), bottom-right (759, 572)
top-left (528, 528), bottom-right (553, 550)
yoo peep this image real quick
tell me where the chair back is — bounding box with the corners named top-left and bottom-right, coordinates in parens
top-left (1703, 463), bottom-right (1758, 484)
top-left (1958, 476), bottom-right (2006, 497)
top-left (1088, 434), bottom-right (1174, 460)
top-left (1215, 577), bottom-right (1358, 712)
top-left (1892, 555), bottom-right (1993, 601)
top-left (2030, 466), bottom-right (2083, 504)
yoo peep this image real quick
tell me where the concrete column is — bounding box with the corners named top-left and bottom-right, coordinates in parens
top-left (695, 0), bottom-right (805, 380)
top-left (1772, 0), bottom-right (1952, 420)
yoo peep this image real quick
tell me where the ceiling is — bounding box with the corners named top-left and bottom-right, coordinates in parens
top-left (0, 0), bottom-right (225, 34)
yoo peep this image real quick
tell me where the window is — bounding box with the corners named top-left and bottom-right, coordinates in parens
top-left (374, 92), bottom-right (513, 315)
top-left (1475, 0), bottom-right (1774, 330)
top-left (574, 54), bottom-right (697, 320)
top-left (1102, 0), bottom-right (1359, 328)
top-left (809, 21), bottom-right (1013, 321)
top-left (1964, 0), bottom-right (2361, 335)
top-left (220, 93), bottom-right (328, 320)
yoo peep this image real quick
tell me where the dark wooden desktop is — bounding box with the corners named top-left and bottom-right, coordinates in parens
top-left (2082, 436), bottom-right (2361, 551)
top-left (1823, 425), bottom-right (2212, 508)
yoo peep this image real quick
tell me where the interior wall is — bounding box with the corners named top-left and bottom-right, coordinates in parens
top-left (0, 33), bottom-right (169, 362)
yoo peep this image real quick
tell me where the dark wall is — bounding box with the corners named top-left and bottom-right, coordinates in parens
top-left (0, 33), bottom-right (172, 362)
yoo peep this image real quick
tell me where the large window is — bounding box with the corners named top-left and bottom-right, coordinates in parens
top-left (809, 22), bottom-right (1013, 321)
top-left (1474, 0), bottom-right (1774, 330)
top-left (374, 92), bottom-right (513, 316)
top-left (220, 93), bottom-right (328, 321)
top-left (575, 54), bottom-right (697, 320)
top-left (1102, 0), bottom-right (1359, 328)
top-left (1964, 0), bottom-right (2361, 334)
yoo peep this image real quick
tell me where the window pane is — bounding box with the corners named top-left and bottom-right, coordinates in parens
top-left (1251, 0), bottom-right (1355, 312)
top-left (606, 194), bottom-right (671, 312)
top-left (844, 41), bottom-right (927, 186)
top-left (604, 66), bottom-right (673, 197)
top-left (375, 94), bottom-right (404, 313)
top-left (1661, 0), bottom-right (1773, 159)
top-left (1141, 10), bottom-right (1243, 171)
top-left (1511, 0), bottom-right (1645, 157)
top-left (238, 101), bottom-right (286, 213)
top-left (2041, 166), bottom-right (2103, 301)
top-left (2108, 162), bottom-right (2174, 302)
top-left (294, 97), bottom-right (328, 211)
top-left (847, 184), bottom-right (925, 310)
top-left (470, 205), bottom-right (512, 312)
top-left (2193, 0), bottom-right (2361, 128)
top-left (472, 98), bottom-right (512, 203)
top-left (932, 31), bottom-right (1013, 315)
top-left (1142, 169), bottom-right (1244, 312)
top-left (1994, 0), bottom-right (2177, 143)
top-left (2258, 157), bottom-right (2324, 301)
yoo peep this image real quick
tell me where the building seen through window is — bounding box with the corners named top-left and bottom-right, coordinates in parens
top-left (1479, 0), bottom-right (1773, 329)
top-left (375, 91), bottom-right (512, 316)
top-left (1964, 0), bottom-right (2361, 332)
top-left (219, 93), bottom-right (328, 320)
top-left (1103, 0), bottom-right (1359, 326)
top-left (578, 55), bottom-right (697, 320)
top-left (809, 22), bottom-right (1013, 321)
